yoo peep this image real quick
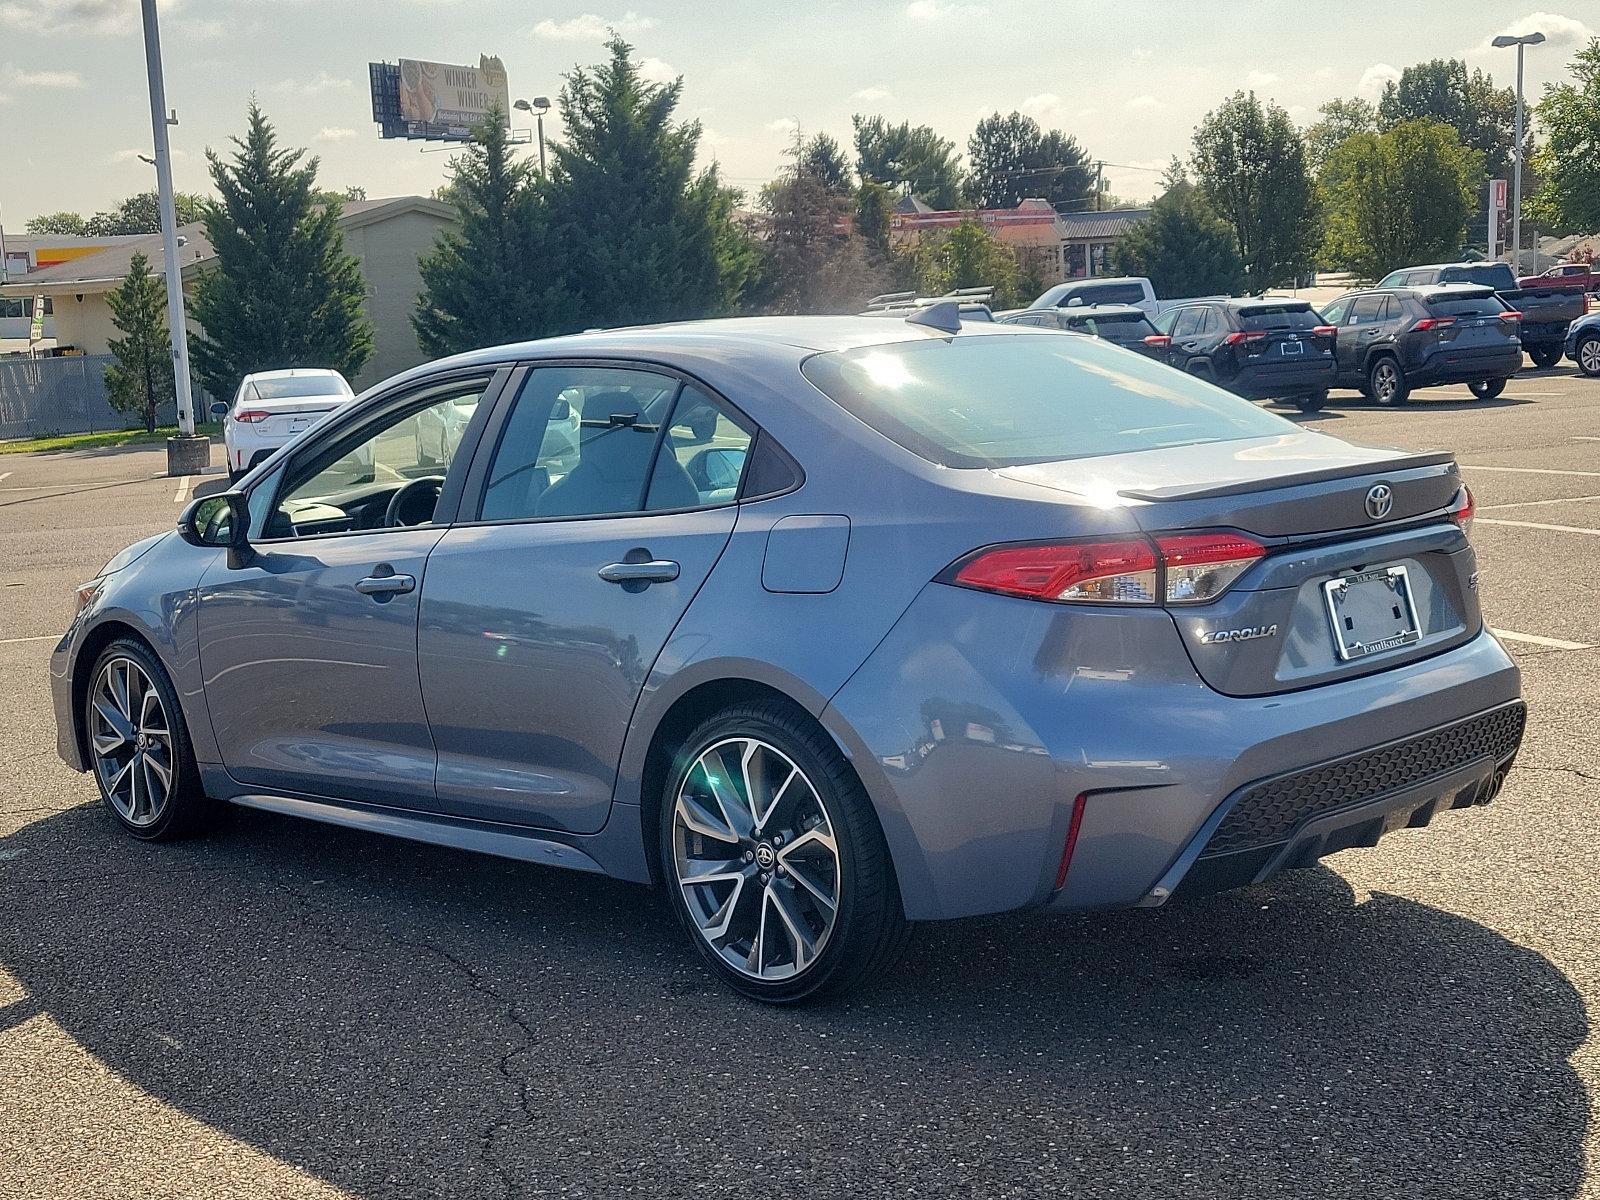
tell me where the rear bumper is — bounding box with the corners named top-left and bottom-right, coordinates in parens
top-left (1228, 359), bottom-right (1336, 398)
top-left (825, 583), bottom-right (1522, 921)
top-left (1519, 320), bottom-right (1573, 346)
top-left (1408, 345), bottom-right (1522, 385)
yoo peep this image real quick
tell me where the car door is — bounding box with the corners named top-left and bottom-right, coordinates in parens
top-left (1344, 294), bottom-right (1389, 371)
top-left (417, 364), bottom-right (756, 834)
top-left (1165, 306), bottom-right (1203, 368)
top-left (196, 373), bottom-right (498, 808)
top-left (1319, 297), bottom-right (1355, 380)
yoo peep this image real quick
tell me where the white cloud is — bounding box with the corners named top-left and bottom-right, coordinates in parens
top-left (766, 116), bottom-right (799, 136)
top-left (0, 0), bottom-right (176, 35)
top-left (1020, 92), bottom-right (1062, 120)
top-left (637, 56), bottom-right (677, 84)
top-left (316, 127), bottom-right (357, 142)
top-left (174, 17), bottom-right (228, 40)
top-left (1356, 62), bottom-right (1402, 99)
top-left (1311, 66), bottom-right (1335, 82)
top-left (1245, 70), bottom-right (1280, 90)
top-left (905, 0), bottom-right (985, 20)
top-left (852, 86), bottom-right (892, 103)
top-left (3, 65), bottom-right (83, 87)
top-left (1479, 10), bottom-right (1594, 53)
top-left (532, 10), bottom-right (656, 40)
top-left (269, 72), bottom-right (356, 96)
top-left (1124, 95), bottom-right (1168, 113)
top-left (0, 90), bottom-right (12, 105)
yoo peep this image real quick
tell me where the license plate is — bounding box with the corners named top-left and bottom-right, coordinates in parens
top-left (1322, 566), bottom-right (1421, 661)
top-left (1281, 338), bottom-right (1303, 356)
top-left (289, 418), bottom-right (311, 433)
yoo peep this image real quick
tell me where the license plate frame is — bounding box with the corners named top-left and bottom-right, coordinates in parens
top-left (1322, 565), bottom-right (1421, 661)
top-left (1280, 337), bottom-right (1303, 357)
top-left (288, 417), bottom-right (311, 433)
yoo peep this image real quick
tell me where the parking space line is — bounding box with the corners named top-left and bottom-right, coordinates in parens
top-left (0, 472), bottom-right (10, 484)
top-left (1573, 437), bottom-right (1600, 442)
top-left (0, 634), bottom-right (58, 645)
top-left (1492, 629), bottom-right (1595, 651)
top-left (173, 475), bottom-right (192, 504)
top-left (1461, 465), bottom-right (1600, 478)
top-left (1476, 517), bottom-right (1600, 536)
top-left (1480, 493), bottom-right (1600, 511)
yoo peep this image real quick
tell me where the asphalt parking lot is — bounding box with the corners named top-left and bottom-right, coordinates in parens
top-left (1, 368), bottom-right (1597, 1199)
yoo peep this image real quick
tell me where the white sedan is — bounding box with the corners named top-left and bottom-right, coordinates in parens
top-left (212, 368), bottom-right (355, 482)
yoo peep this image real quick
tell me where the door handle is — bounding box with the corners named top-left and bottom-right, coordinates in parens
top-left (355, 572), bottom-right (415, 596)
top-left (598, 560), bottom-right (680, 585)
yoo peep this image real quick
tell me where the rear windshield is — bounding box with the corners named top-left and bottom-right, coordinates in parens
top-left (251, 376), bottom-right (348, 399)
top-left (800, 335), bottom-right (1294, 469)
top-left (1427, 294), bottom-right (1506, 318)
top-left (1237, 305), bottom-right (1319, 330)
top-left (1439, 264), bottom-right (1516, 289)
top-left (1070, 313), bottom-right (1157, 339)
top-left (1063, 283), bottom-right (1146, 307)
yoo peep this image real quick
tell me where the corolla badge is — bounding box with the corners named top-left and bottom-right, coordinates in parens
top-left (1365, 483), bottom-right (1394, 520)
top-left (1197, 624), bottom-right (1279, 645)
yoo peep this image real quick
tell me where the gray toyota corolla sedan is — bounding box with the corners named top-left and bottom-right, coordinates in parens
top-left (51, 313), bottom-right (1525, 1002)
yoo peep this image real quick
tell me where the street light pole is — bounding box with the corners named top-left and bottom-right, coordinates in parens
top-left (1493, 30), bottom-right (1545, 277)
top-left (139, 0), bottom-right (204, 474)
top-left (515, 97), bottom-right (553, 174)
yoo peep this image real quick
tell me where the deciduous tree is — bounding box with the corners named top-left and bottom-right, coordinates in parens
top-left (188, 103), bottom-right (372, 402)
top-left (1378, 58), bottom-right (1516, 179)
top-left (967, 111), bottom-right (1093, 210)
top-left (1191, 91), bottom-right (1319, 290)
top-left (1303, 97), bottom-right (1378, 174)
top-left (852, 114), bottom-right (966, 208)
top-left (909, 218), bottom-right (1020, 307)
top-left (104, 252), bottom-right (175, 434)
top-left (1527, 38), bottom-right (1600, 236)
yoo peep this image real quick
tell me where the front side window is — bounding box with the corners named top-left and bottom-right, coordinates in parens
top-left (801, 334), bottom-right (1294, 469)
top-left (1169, 308), bottom-right (1202, 338)
top-left (479, 367), bottom-right (753, 522)
top-left (1321, 298), bottom-right (1350, 325)
top-left (264, 379), bottom-right (489, 539)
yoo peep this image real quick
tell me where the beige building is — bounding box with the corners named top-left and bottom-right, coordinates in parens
top-left (0, 196), bottom-right (457, 391)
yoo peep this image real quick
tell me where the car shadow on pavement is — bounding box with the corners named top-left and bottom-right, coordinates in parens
top-left (0, 802), bottom-right (1587, 1199)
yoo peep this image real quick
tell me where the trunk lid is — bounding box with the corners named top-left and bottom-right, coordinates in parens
top-left (997, 432), bottom-right (1478, 696)
top-left (236, 394), bottom-right (348, 439)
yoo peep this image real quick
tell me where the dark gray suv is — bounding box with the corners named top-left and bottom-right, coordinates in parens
top-left (1322, 286), bottom-right (1523, 405)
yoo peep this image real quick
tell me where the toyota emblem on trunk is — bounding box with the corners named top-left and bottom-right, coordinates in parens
top-left (1365, 484), bottom-right (1394, 520)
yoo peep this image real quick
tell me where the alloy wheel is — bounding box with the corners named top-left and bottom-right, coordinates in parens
top-left (1581, 338), bottom-right (1600, 376)
top-left (90, 656), bottom-right (175, 827)
top-left (1373, 361), bottom-right (1399, 403)
top-left (671, 737), bottom-right (841, 982)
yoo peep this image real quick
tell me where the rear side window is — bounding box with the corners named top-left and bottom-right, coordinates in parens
top-left (1237, 305), bottom-right (1319, 330)
top-left (801, 335), bottom-right (1293, 469)
top-left (1440, 264), bottom-right (1515, 289)
top-left (1350, 295), bottom-right (1387, 324)
top-left (1083, 314), bottom-right (1157, 340)
top-left (1427, 294), bottom-right (1507, 318)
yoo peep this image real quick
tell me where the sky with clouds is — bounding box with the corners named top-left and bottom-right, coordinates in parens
top-left (0, 0), bottom-right (1593, 225)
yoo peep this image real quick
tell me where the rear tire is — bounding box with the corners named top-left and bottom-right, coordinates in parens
top-left (660, 702), bottom-right (910, 1004)
top-left (84, 638), bottom-right (215, 841)
top-left (1527, 345), bottom-right (1562, 370)
top-left (1575, 334), bottom-right (1600, 378)
top-left (1294, 390), bottom-right (1328, 413)
top-left (1468, 378), bottom-right (1507, 401)
top-left (1368, 356), bottom-right (1409, 406)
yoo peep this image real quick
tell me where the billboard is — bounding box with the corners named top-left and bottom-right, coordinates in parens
top-left (371, 54), bottom-right (509, 142)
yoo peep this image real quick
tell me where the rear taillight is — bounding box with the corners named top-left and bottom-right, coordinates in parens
top-left (1223, 331), bottom-right (1267, 346)
top-left (1450, 486), bottom-right (1475, 532)
top-left (1499, 310), bottom-right (1522, 322)
top-left (1312, 325), bottom-right (1337, 337)
top-left (1156, 532), bottom-right (1268, 604)
top-left (1414, 317), bottom-right (1456, 332)
top-left (1143, 334), bottom-right (1172, 348)
top-left (232, 409), bottom-right (271, 423)
top-left (952, 539), bottom-right (1159, 604)
top-left (948, 531), bottom-right (1267, 607)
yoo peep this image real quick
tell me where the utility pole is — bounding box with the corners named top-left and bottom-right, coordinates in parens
top-left (1494, 30), bottom-right (1545, 276)
top-left (1094, 161), bottom-right (1104, 213)
top-left (140, 0), bottom-right (205, 476)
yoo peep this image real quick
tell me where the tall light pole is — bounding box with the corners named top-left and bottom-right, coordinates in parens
top-left (514, 96), bottom-right (551, 174)
top-left (140, 0), bottom-right (205, 475)
top-left (1493, 30), bottom-right (1545, 277)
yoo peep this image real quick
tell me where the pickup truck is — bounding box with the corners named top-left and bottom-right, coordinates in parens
top-left (1027, 276), bottom-right (1226, 319)
top-left (1520, 262), bottom-right (1600, 294)
top-left (1378, 261), bottom-right (1587, 367)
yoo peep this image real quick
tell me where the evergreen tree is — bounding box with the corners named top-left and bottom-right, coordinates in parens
top-left (414, 107), bottom-right (571, 356)
top-left (188, 103), bottom-right (372, 402)
top-left (852, 114), bottom-right (966, 208)
top-left (1112, 181), bottom-right (1246, 298)
top-left (1191, 91), bottom-right (1319, 290)
top-left (104, 252), bottom-right (175, 434)
top-left (543, 38), bottom-right (753, 329)
top-left (854, 178), bottom-right (895, 260)
top-left (967, 112), bottom-right (1093, 210)
top-left (797, 133), bottom-right (853, 196)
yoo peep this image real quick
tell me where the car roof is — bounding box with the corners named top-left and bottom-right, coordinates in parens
top-left (243, 368), bottom-right (347, 382)
top-left (1231, 298), bottom-right (1312, 311)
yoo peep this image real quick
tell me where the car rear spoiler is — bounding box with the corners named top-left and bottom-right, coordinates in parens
top-left (1118, 450), bottom-right (1458, 503)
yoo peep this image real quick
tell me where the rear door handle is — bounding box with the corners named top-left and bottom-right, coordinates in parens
top-left (355, 572), bottom-right (415, 596)
top-left (598, 560), bottom-right (680, 585)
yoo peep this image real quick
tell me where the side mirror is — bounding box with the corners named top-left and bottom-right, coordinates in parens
top-left (209, 400), bottom-right (228, 419)
top-left (177, 491), bottom-right (253, 569)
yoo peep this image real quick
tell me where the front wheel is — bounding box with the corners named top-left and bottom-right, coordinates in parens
top-left (1576, 334), bottom-right (1600, 378)
top-left (1368, 356), bottom-right (1410, 406)
top-left (1526, 345), bottom-right (1563, 370)
top-left (85, 639), bottom-right (214, 840)
top-left (661, 703), bottom-right (909, 1003)
top-left (1468, 378), bottom-right (1507, 401)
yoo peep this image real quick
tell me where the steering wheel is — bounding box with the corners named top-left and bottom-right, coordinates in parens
top-left (385, 475), bottom-right (446, 527)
